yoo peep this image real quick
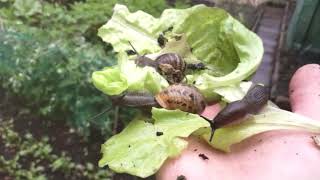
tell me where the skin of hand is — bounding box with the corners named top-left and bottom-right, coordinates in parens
top-left (157, 64), bottom-right (320, 180)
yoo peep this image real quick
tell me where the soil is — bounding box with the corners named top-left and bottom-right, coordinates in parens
top-left (0, 89), bottom-right (155, 180)
top-left (0, 89), bottom-right (105, 180)
top-left (272, 50), bottom-right (320, 110)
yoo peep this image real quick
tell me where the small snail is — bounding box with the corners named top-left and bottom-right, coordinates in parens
top-left (128, 42), bottom-right (206, 84)
top-left (110, 84), bottom-right (206, 114)
top-left (88, 84), bottom-right (208, 126)
top-left (208, 84), bottom-right (269, 141)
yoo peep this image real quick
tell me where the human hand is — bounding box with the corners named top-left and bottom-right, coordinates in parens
top-left (157, 64), bottom-right (320, 180)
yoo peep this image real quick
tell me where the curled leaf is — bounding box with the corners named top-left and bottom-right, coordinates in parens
top-left (97, 4), bottom-right (263, 100)
top-left (92, 67), bottom-right (128, 95)
top-left (92, 52), bottom-right (169, 95)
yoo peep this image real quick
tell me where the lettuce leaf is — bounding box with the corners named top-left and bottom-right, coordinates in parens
top-left (92, 4), bottom-right (320, 178)
top-left (195, 82), bottom-right (320, 152)
top-left (92, 66), bottom-right (128, 96)
top-left (96, 4), bottom-right (263, 99)
top-left (99, 108), bottom-right (209, 178)
top-left (213, 81), bottom-right (252, 102)
top-left (92, 52), bottom-right (169, 95)
top-left (199, 105), bottom-right (320, 152)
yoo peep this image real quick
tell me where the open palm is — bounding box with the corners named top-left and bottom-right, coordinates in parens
top-left (157, 64), bottom-right (320, 180)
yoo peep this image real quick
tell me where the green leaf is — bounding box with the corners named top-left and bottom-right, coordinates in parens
top-left (180, 6), bottom-right (263, 99)
top-left (198, 105), bottom-right (320, 152)
top-left (99, 108), bottom-right (209, 178)
top-left (92, 52), bottom-right (169, 95)
top-left (98, 4), bottom-right (163, 54)
top-left (92, 66), bottom-right (128, 96)
top-left (97, 4), bottom-right (263, 100)
top-left (195, 82), bottom-right (320, 152)
top-left (213, 81), bottom-right (252, 102)
top-left (117, 52), bottom-right (169, 94)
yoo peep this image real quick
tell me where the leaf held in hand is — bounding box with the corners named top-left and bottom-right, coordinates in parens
top-left (199, 105), bottom-right (320, 152)
top-left (97, 4), bottom-right (263, 100)
top-left (99, 108), bottom-right (209, 178)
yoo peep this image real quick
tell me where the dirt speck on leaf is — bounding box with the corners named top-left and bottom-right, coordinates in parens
top-left (198, 153), bottom-right (209, 160)
top-left (156, 132), bottom-right (163, 136)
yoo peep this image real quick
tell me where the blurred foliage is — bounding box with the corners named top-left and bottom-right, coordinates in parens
top-left (0, 0), bottom-right (191, 137)
top-left (13, 0), bottom-right (42, 17)
top-left (0, 119), bottom-right (112, 180)
top-left (0, 29), bottom-right (118, 136)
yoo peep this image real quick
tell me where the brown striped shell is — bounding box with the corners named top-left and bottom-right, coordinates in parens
top-left (155, 53), bottom-right (186, 72)
top-left (155, 84), bottom-right (206, 114)
top-left (155, 53), bottom-right (186, 83)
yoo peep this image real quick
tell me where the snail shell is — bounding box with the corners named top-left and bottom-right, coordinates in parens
top-left (155, 84), bottom-right (206, 114)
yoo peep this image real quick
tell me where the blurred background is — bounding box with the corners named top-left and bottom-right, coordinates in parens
top-left (0, 0), bottom-right (319, 179)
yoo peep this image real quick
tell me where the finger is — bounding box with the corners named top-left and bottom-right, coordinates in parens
top-left (289, 64), bottom-right (320, 120)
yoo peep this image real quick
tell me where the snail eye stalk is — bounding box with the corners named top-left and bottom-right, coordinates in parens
top-left (200, 115), bottom-right (216, 142)
top-left (128, 41), bottom-right (139, 55)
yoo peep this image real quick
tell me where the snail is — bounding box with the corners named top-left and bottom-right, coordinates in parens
top-left (91, 80), bottom-right (268, 142)
top-left (110, 84), bottom-right (206, 114)
top-left (128, 42), bottom-right (206, 84)
top-left (208, 84), bottom-right (269, 141)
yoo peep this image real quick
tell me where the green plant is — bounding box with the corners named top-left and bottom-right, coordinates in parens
top-left (0, 119), bottom-right (112, 180)
top-left (0, 0), bottom-right (188, 137)
top-left (1, 0), bottom-right (173, 40)
top-left (0, 28), bottom-right (121, 136)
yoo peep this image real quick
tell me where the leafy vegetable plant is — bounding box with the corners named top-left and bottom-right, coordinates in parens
top-left (93, 4), bottom-right (320, 178)
top-left (0, 0), bottom-right (177, 137)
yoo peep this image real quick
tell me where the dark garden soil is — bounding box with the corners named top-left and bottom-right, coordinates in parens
top-left (0, 90), bottom-right (107, 180)
top-left (0, 91), bottom-right (156, 180)
top-left (272, 51), bottom-right (320, 110)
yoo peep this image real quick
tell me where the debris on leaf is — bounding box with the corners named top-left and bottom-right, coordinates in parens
top-left (198, 153), bottom-right (209, 160)
top-left (156, 131), bottom-right (164, 136)
top-left (98, 108), bottom-right (209, 178)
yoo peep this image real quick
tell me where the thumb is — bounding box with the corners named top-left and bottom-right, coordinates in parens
top-left (289, 64), bottom-right (320, 120)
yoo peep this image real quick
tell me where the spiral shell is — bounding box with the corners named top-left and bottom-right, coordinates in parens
top-left (155, 84), bottom-right (206, 114)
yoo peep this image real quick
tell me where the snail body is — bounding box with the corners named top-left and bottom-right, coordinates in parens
top-left (96, 83), bottom-right (269, 144)
top-left (135, 53), bottom-right (207, 84)
top-left (111, 84), bottom-right (206, 114)
top-left (214, 84), bottom-right (269, 127)
top-left (128, 41), bottom-right (205, 84)
top-left (207, 84), bottom-right (269, 141)
top-left (111, 92), bottom-right (158, 108)
top-left (134, 53), bottom-right (186, 84)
